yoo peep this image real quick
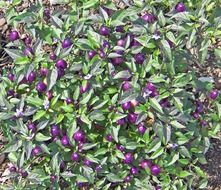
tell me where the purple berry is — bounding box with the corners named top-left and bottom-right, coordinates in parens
top-left (44, 8), bottom-right (50, 18)
top-left (140, 160), bottom-right (152, 169)
top-left (88, 50), bottom-right (97, 60)
top-left (99, 25), bottom-right (110, 36)
top-left (116, 26), bottom-right (124, 33)
top-left (9, 30), bottom-right (19, 41)
top-left (209, 89), bottom-right (219, 100)
top-left (8, 73), bottom-right (15, 81)
top-left (50, 175), bottom-right (57, 183)
top-left (122, 102), bottom-right (131, 110)
top-left (117, 118), bottom-right (126, 125)
top-left (106, 134), bottom-right (113, 142)
top-left (95, 165), bottom-right (102, 172)
top-left (7, 89), bottom-right (15, 97)
top-left (40, 67), bottom-right (48, 77)
top-left (150, 165), bottom-right (161, 176)
top-left (50, 52), bottom-right (57, 60)
top-left (155, 186), bottom-right (161, 190)
top-left (24, 47), bottom-right (33, 56)
top-left (146, 82), bottom-right (156, 91)
top-left (130, 166), bottom-right (138, 175)
top-left (36, 82), bottom-right (47, 93)
top-left (24, 36), bottom-right (32, 45)
top-left (9, 166), bottom-right (17, 173)
top-left (124, 153), bottom-right (134, 164)
top-left (122, 81), bottom-right (131, 91)
top-left (103, 40), bottom-right (110, 49)
top-left (27, 71), bottom-right (36, 83)
top-left (50, 124), bottom-right (60, 137)
top-left (160, 98), bottom-right (170, 108)
top-left (116, 144), bottom-right (125, 152)
top-left (117, 39), bottom-right (125, 47)
top-left (200, 120), bottom-right (208, 127)
top-left (196, 103), bottom-right (203, 113)
top-left (46, 91), bottom-right (53, 100)
top-left (111, 57), bottom-right (124, 66)
top-left (124, 175), bottom-right (132, 182)
top-left (31, 146), bottom-right (42, 156)
top-left (99, 49), bottom-right (106, 58)
top-left (71, 152), bottom-right (80, 162)
top-left (73, 130), bottom-right (85, 142)
top-left (61, 135), bottom-right (69, 146)
top-left (80, 82), bottom-right (90, 94)
top-left (141, 13), bottom-right (155, 23)
top-left (150, 90), bottom-right (159, 98)
top-left (192, 112), bottom-right (199, 119)
top-left (134, 53), bottom-right (145, 64)
top-left (57, 68), bottom-right (65, 79)
top-left (130, 39), bottom-right (140, 47)
top-left (62, 38), bottom-right (72, 48)
top-left (83, 159), bottom-right (92, 166)
top-left (137, 122), bottom-right (146, 135)
top-left (28, 123), bottom-right (36, 132)
top-left (56, 59), bottom-right (67, 69)
top-left (66, 97), bottom-right (73, 104)
top-left (175, 2), bottom-right (186, 13)
top-left (127, 112), bottom-right (137, 123)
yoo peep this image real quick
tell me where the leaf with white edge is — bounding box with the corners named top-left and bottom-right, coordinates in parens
top-left (148, 139), bottom-right (161, 153)
top-left (167, 153), bottom-right (179, 166)
top-left (80, 90), bottom-right (92, 104)
top-left (150, 147), bottom-right (164, 159)
top-left (47, 68), bottom-right (58, 91)
top-left (107, 173), bottom-right (123, 183)
top-left (35, 133), bottom-right (51, 141)
top-left (126, 142), bottom-right (138, 150)
top-left (149, 98), bottom-right (163, 114)
top-left (4, 48), bottom-right (23, 60)
top-left (36, 120), bottom-right (49, 131)
top-left (82, 143), bottom-right (98, 150)
top-left (113, 70), bottom-right (131, 79)
top-left (119, 89), bottom-right (138, 104)
top-left (170, 120), bottom-right (186, 129)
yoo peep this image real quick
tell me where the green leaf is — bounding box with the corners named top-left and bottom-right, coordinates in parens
top-left (170, 121), bottom-right (186, 129)
top-left (47, 69), bottom-right (58, 91)
top-left (178, 170), bottom-right (192, 178)
top-left (33, 110), bottom-right (46, 121)
top-left (167, 153), bottom-right (179, 166)
top-left (216, 103), bottom-right (221, 119)
top-left (26, 96), bottom-right (43, 106)
top-left (80, 90), bottom-right (92, 104)
top-left (161, 40), bottom-right (172, 62)
top-left (35, 133), bottom-right (51, 141)
top-left (113, 70), bottom-right (131, 79)
top-left (119, 89), bottom-right (138, 104)
top-left (149, 98), bottom-right (163, 114)
top-left (107, 173), bottom-right (123, 183)
top-left (4, 48), bottom-right (23, 60)
top-left (83, 0), bottom-right (99, 9)
top-left (82, 143), bottom-right (98, 150)
top-left (94, 148), bottom-right (108, 157)
top-left (147, 138), bottom-right (161, 153)
top-left (3, 140), bottom-right (22, 153)
top-left (150, 147), bottom-right (164, 159)
top-left (89, 110), bottom-right (105, 121)
top-left (111, 126), bottom-right (120, 143)
top-left (126, 142), bottom-right (138, 150)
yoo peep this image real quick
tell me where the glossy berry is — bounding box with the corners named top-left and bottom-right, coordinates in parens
top-left (31, 146), bottom-right (42, 156)
top-left (122, 102), bottom-right (131, 110)
top-left (66, 97), bottom-right (73, 104)
top-left (9, 166), bottom-right (17, 173)
top-left (24, 36), bottom-right (32, 45)
top-left (150, 165), bottom-right (161, 176)
top-left (21, 171), bottom-right (28, 178)
top-left (160, 98), bottom-right (170, 108)
top-left (200, 120), bottom-right (208, 127)
top-left (103, 40), bottom-right (110, 49)
top-left (146, 82), bottom-right (156, 91)
top-left (99, 49), bottom-right (106, 58)
top-left (40, 67), bottom-right (48, 77)
top-left (122, 81), bottom-right (131, 91)
top-left (141, 13), bottom-right (155, 23)
top-left (209, 89), bottom-right (219, 100)
top-left (196, 103), bottom-right (204, 113)
top-left (106, 134), bottom-right (113, 142)
top-left (140, 160), bottom-right (152, 169)
top-left (56, 59), bottom-right (67, 69)
top-left (80, 82), bottom-right (90, 94)
top-left (192, 112), bottom-right (199, 119)
top-left (116, 25), bottom-right (124, 33)
top-left (62, 38), bottom-right (72, 48)
top-left (7, 89), bottom-right (15, 97)
top-left (57, 69), bottom-right (65, 78)
top-left (8, 73), bottom-right (15, 81)
top-left (27, 71), bottom-right (36, 83)
top-left (124, 153), bottom-right (134, 164)
top-left (99, 25), bottom-right (110, 36)
top-left (49, 52), bottom-right (57, 60)
top-left (127, 112), bottom-right (137, 123)
top-left (71, 152), bottom-right (80, 162)
top-left (175, 2), bottom-right (186, 12)
top-left (117, 39), bottom-right (125, 47)
top-left (44, 8), bottom-right (50, 18)
top-left (155, 186), bottom-right (161, 190)
top-left (61, 135), bottom-right (69, 146)
top-left (116, 144), bottom-right (125, 152)
top-left (130, 166), bottom-right (138, 175)
top-left (137, 122), bottom-right (146, 135)
top-left (73, 130), bottom-right (85, 142)
top-left (28, 123), bottom-right (36, 131)
top-left (50, 175), bottom-right (57, 183)
top-left (124, 175), bottom-right (132, 182)
top-left (134, 53), bottom-right (145, 64)
top-left (84, 159), bottom-right (92, 166)
top-left (88, 50), bottom-right (97, 60)
top-left (9, 30), bottom-right (19, 41)
top-left (24, 47), bottom-right (33, 56)
top-left (46, 91), bottom-right (53, 100)
top-left (117, 118), bottom-right (126, 125)
top-left (36, 82), bottom-right (47, 93)
top-left (111, 57), bottom-right (124, 66)
top-left (50, 124), bottom-right (60, 137)
top-left (95, 165), bottom-right (102, 172)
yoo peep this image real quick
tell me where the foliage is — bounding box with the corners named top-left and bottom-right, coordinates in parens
top-left (0, 0), bottom-right (221, 189)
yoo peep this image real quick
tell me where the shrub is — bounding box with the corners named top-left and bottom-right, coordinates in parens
top-left (0, 0), bottom-right (221, 190)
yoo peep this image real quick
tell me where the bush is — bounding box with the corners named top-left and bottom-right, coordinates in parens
top-left (0, 0), bottom-right (221, 189)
